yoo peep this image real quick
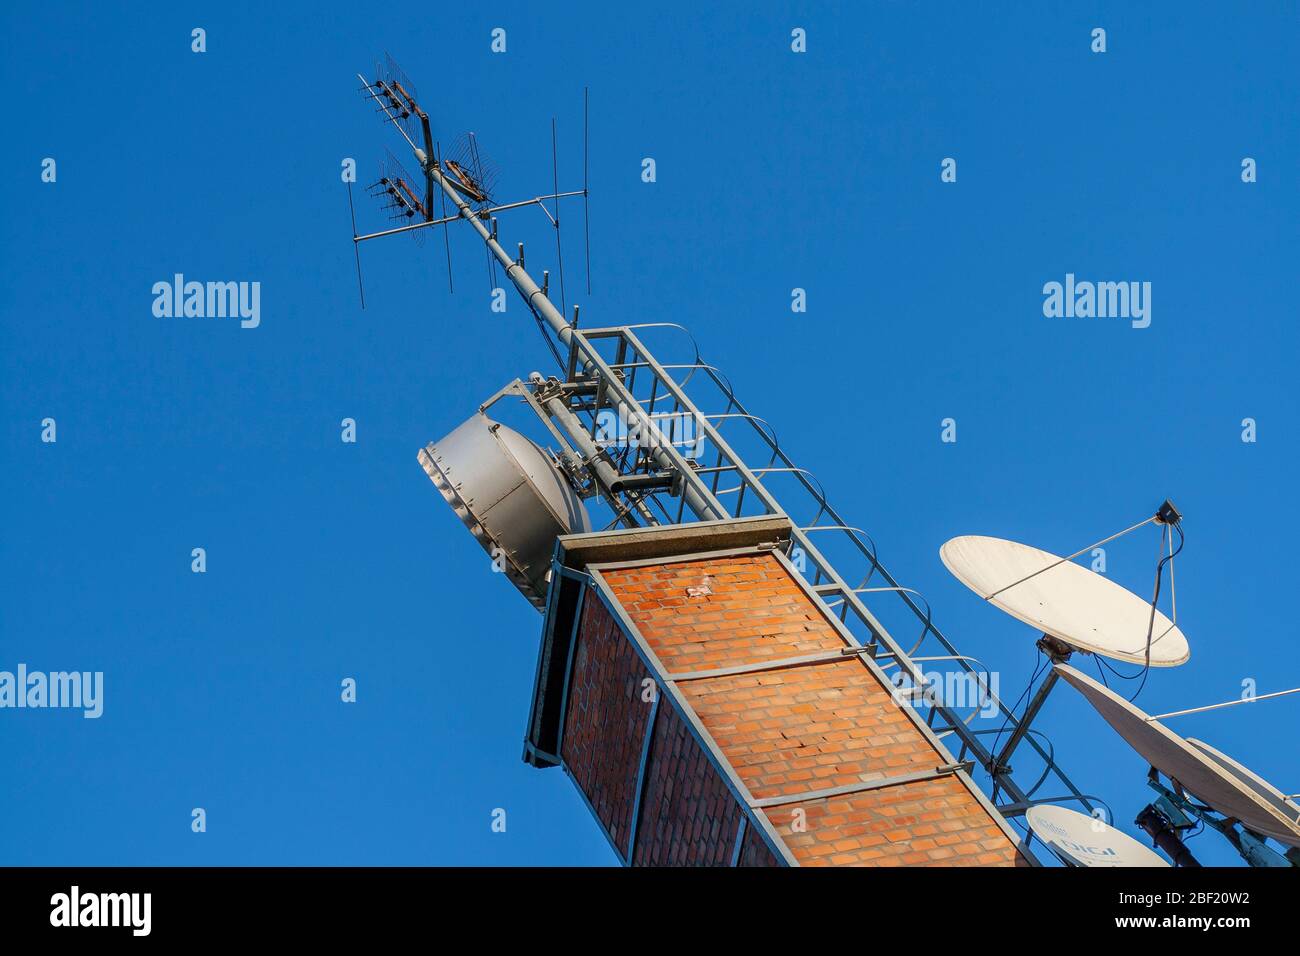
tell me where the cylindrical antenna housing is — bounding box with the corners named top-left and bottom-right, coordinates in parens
top-left (419, 413), bottom-right (591, 609)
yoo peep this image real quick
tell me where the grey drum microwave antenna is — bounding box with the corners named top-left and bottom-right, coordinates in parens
top-left (419, 414), bottom-right (591, 609)
top-left (938, 504), bottom-right (1188, 778)
top-left (1025, 804), bottom-right (1169, 867)
top-left (1054, 663), bottom-right (1300, 862)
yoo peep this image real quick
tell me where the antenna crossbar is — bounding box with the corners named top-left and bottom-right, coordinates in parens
top-left (1151, 686), bottom-right (1300, 721)
top-left (352, 190), bottom-right (587, 244)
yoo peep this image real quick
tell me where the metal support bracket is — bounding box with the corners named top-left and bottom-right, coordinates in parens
top-left (666, 645), bottom-right (875, 684)
top-left (750, 762), bottom-right (974, 810)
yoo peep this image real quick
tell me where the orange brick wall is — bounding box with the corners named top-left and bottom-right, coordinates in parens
top-left (561, 594), bottom-right (780, 865)
top-left (629, 692), bottom-right (755, 865)
top-left (597, 552), bottom-right (1030, 867)
top-left (559, 594), bottom-right (655, 854)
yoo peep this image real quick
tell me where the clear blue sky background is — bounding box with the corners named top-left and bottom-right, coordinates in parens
top-left (2, 2), bottom-right (1297, 866)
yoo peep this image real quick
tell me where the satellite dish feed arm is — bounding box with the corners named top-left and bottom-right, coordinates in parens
top-left (984, 513), bottom-right (1159, 601)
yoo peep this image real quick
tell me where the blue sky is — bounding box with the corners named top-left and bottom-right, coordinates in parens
top-left (2, 2), bottom-right (1297, 866)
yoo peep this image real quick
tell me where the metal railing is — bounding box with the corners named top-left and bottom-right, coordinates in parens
top-left (529, 321), bottom-right (1095, 820)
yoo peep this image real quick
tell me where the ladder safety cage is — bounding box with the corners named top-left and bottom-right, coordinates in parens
top-left (528, 322), bottom-right (1095, 818)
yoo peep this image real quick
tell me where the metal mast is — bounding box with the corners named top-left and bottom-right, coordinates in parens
top-left (350, 58), bottom-right (1100, 842)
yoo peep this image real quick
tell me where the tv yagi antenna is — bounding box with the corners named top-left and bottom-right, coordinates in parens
top-left (369, 148), bottom-right (430, 242)
top-left (349, 53), bottom-right (589, 312)
top-left (349, 59), bottom-right (1290, 868)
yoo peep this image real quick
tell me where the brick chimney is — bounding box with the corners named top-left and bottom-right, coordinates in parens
top-left (523, 515), bottom-right (1034, 866)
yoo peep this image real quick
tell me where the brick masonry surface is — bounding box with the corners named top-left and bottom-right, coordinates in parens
top-left (562, 593), bottom-right (779, 866)
top-left (559, 593), bottom-right (654, 856)
top-left (560, 551), bottom-right (1028, 866)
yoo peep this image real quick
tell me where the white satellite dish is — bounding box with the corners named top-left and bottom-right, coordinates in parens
top-left (1054, 663), bottom-right (1300, 848)
top-left (941, 535), bottom-right (1189, 666)
top-left (1026, 804), bottom-right (1169, 867)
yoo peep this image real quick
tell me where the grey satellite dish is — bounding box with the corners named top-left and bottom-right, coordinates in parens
top-left (419, 413), bottom-right (591, 610)
top-left (1026, 804), bottom-right (1169, 867)
top-left (941, 535), bottom-right (1189, 666)
top-left (1054, 664), bottom-right (1300, 848)
top-left (1185, 738), bottom-right (1300, 845)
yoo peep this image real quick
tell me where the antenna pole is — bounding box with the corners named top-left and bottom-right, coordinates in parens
top-left (990, 636), bottom-right (1072, 775)
top-left (423, 156), bottom-right (576, 348)
top-left (419, 150), bottom-right (724, 522)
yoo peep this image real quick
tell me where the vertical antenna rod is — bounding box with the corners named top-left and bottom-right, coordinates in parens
top-left (434, 140), bottom-right (454, 293)
top-left (346, 181), bottom-right (366, 309)
top-left (583, 86), bottom-right (591, 296)
top-left (551, 117), bottom-right (567, 315)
